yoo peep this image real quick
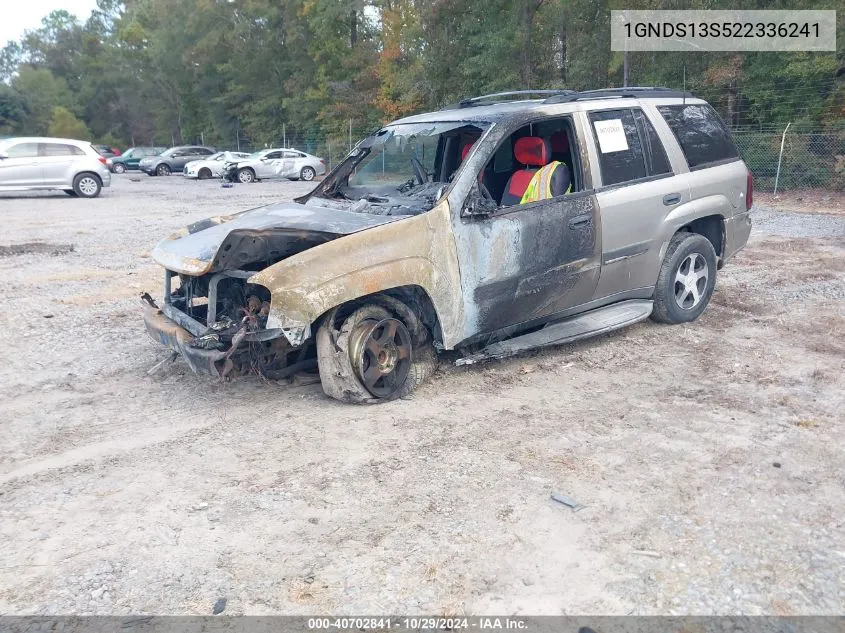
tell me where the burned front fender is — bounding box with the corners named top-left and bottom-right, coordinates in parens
top-left (247, 201), bottom-right (466, 349)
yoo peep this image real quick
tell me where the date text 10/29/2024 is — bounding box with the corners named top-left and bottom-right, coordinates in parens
top-left (307, 617), bottom-right (529, 630)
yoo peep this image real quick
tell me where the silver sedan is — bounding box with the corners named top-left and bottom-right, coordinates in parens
top-left (226, 148), bottom-right (327, 183)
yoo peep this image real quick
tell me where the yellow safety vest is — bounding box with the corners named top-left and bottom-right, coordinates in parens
top-left (520, 161), bottom-right (571, 204)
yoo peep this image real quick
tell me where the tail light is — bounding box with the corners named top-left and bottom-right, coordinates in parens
top-left (98, 156), bottom-right (107, 166)
top-left (746, 169), bottom-right (754, 210)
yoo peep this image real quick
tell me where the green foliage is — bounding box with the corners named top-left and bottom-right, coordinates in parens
top-left (11, 67), bottom-right (78, 135)
top-left (48, 106), bottom-right (92, 139)
top-left (0, 84), bottom-right (28, 134)
top-left (0, 0), bottom-right (841, 146)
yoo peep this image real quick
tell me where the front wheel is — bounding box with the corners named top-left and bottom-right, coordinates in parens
top-left (72, 173), bottom-right (102, 198)
top-left (300, 166), bottom-right (316, 181)
top-left (651, 232), bottom-right (717, 324)
top-left (198, 168), bottom-right (212, 180)
top-left (112, 163), bottom-right (126, 174)
top-left (237, 168), bottom-right (255, 183)
top-left (316, 303), bottom-right (437, 404)
top-left (155, 163), bottom-right (171, 176)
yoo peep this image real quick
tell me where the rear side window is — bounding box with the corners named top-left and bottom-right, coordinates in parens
top-left (657, 104), bottom-right (739, 170)
top-left (589, 109), bottom-right (646, 186)
top-left (193, 147), bottom-right (213, 155)
top-left (6, 143), bottom-right (39, 158)
top-left (632, 110), bottom-right (671, 176)
top-left (42, 143), bottom-right (84, 156)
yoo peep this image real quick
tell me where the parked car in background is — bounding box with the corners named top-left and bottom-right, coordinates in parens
top-left (94, 144), bottom-right (122, 158)
top-left (0, 137), bottom-right (110, 198)
top-left (183, 151), bottom-right (251, 180)
top-left (222, 148), bottom-right (326, 183)
top-left (109, 147), bottom-right (167, 173)
top-left (138, 146), bottom-right (216, 176)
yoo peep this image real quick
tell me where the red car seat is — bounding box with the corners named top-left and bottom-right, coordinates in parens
top-left (501, 137), bottom-right (551, 206)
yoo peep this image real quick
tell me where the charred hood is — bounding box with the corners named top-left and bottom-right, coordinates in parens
top-left (151, 201), bottom-right (402, 275)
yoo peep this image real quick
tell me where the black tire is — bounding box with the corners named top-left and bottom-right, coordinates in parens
top-left (198, 168), bottom-right (212, 180)
top-left (316, 303), bottom-right (437, 404)
top-left (72, 173), bottom-right (102, 198)
top-left (112, 163), bottom-right (126, 174)
top-left (155, 163), bottom-right (171, 176)
top-left (237, 167), bottom-right (255, 184)
top-left (651, 232), bottom-right (717, 324)
top-left (300, 166), bottom-right (316, 181)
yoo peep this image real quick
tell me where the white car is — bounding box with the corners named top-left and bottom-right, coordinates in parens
top-left (183, 151), bottom-right (251, 179)
top-left (0, 137), bottom-right (111, 198)
top-left (225, 148), bottom-right (326, 183)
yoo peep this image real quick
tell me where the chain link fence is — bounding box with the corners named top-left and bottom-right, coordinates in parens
top-left (732, 131), bottom-right (845, 193)
top-left (184, 125), bottom-right (845, 193)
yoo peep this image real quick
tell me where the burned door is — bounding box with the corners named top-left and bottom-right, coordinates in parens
top-left (453, 191), bottom-right (601, 339)
top-left (450, 114), bottom-right (601, 340)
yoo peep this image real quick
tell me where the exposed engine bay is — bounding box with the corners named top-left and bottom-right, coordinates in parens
top-left (143, 270), bottom-right (316, 381)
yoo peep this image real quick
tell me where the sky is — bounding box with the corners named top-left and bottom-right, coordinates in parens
top-left (1, 0), bottom-right (99, 45)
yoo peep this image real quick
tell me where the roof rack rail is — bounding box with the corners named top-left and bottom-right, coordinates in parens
top-left (543, 87), bottom-right (693, 104)
top-left (441, 89), bottom-right (577, 110)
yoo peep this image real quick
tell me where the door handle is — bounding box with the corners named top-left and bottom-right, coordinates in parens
top-left (568, 214), bottom-right (592, 229)
top-left (663, 193), bottom-right (681, 206)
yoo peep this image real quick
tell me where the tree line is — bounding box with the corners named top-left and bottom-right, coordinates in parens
top-left (0, 0), bottom-right (842, 150)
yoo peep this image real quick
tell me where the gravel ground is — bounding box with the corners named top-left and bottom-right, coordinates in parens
top-left (0, 177), bottom-right (843, 616)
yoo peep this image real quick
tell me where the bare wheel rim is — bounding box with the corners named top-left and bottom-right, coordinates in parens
top-left (350, 317), bottom-right (412, 398)
top-left (301, 167), bottom-right (315, 181)
top-left (238, 169), bottom-right (253, 183)
top-left (674, 252), bottom-right (709, 310)
top-left (78, 177), bottom-right (98, 196)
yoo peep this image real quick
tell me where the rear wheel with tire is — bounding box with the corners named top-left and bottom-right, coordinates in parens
top-left (155, 163), bottom-right (171, 176)
top-left (300, 166), bottom-right (316, 181)
top-left (237, 167), bottom-right (255, 183)
top-left (316, 301), bottom-right (438, 404)
top-left (651, 232), bottom-right (717, 324)
top-left (112, 163), bottom-right (126, 174)
top-left (198, 168), bottom-right (212, 180)
top-left (72, 173), bottom-right (102, 198)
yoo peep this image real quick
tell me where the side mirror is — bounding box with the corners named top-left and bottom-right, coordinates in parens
top-left (462, 188), bottom-right (498, 217)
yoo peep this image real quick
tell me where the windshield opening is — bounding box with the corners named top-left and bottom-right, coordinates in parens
top-left (310, 121), bottom-right (488, 216)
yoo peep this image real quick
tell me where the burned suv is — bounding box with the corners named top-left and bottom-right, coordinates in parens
top-left (143, 87), bottom-right (753, 403)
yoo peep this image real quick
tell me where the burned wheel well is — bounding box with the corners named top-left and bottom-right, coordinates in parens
top-left (317, 286), bottom-right (444, 347)
top-left (680, 214), bottom-right (724, 260)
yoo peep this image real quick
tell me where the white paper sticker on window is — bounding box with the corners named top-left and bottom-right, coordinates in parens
top-left (594, 119), bottom-right (629, 153)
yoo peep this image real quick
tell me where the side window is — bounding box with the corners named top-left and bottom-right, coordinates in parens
top-left (632, 110), bottom-right (672, 176)
top-left (265, 151), bottom-right (282, 159)
top-left (589, 109), bottom-right (646, 186)
top-left (42, 143), bottom-right (80, 157)
top-left (6, 143), bottom-right (39, 158)
top-left (283, 151), bottom-right (300, 158)
top-left (194, 147), bottom-right (213, 156)
top-left (657, 104), bottom-right (739, 170)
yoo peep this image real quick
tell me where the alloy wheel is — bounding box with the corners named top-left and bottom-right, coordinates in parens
top-left (674, 252), bottom-right (709, 310)
top-left (349, 317), bottom-right (412, 398)
top-left (78, 177), bottom-right (99, 196)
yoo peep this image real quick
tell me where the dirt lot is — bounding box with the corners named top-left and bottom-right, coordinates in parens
top-left (0, 176), bottom-right (843, 616)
